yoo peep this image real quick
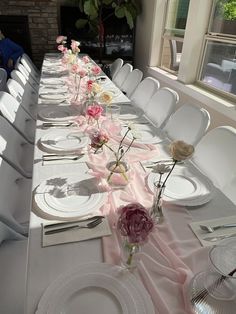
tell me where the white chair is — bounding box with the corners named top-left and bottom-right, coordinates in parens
top-left (6, 78), bottom-right (37, 119)
top-left (0, 91), bottom-right (36, 143)
top-left (163, 104), bottom-right (210, 146)
top-left (0, 116), bottom-right (33, 178)
top-left (120, 69), bottom-right (143, 98)
top-left (144, 88), bottom-right (178, 128)
top-left (21, 53), bottom-right (40, 77)
top-left (16, 63), bottom-right (40, 88)
top-left (0, 224), bottom-right (27, 314)
top-left (0, 156), bottom-right (31, 234)
top-left (192, 126), bottom-right (236, 192)
top-left (110, 58), bottom-right (123, 79)
top-left (112, 63), bottom-right (133, 88)
top-left (130, 77), bottom-right (160, 112)
top-left (11, 69), bottom-right (38, 93)
top-left (0, 68), bottom-right (7, 91)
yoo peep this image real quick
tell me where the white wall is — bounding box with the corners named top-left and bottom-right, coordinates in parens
top-left (134, 0), bottom-right (236, 130)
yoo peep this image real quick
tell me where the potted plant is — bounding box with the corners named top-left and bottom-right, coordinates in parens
top-left (74, 0), bottom-right (141, 62)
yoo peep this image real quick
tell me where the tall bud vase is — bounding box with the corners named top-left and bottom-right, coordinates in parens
top-left (150, 182), bottom-right (165, 223)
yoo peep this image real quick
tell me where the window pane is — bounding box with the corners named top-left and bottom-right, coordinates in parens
top-left (210, 0), bottom-right (236, 36)
top-left (200, 40), bottom-right (236, 96)
top-left (165, 0), bottom-right (190, 37)
top-left (161, 38), bottom-right (183, 72)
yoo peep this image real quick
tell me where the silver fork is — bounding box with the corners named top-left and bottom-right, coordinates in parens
top-left (200, 223), bottom-right (236, 233)
top-left (45, 218), bottom-right (103, 235)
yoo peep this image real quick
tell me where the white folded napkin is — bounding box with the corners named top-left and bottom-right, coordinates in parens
top-left (42, 217), bottom-right (111, 247)
top-left (189, 215), bottom-right (236, 247)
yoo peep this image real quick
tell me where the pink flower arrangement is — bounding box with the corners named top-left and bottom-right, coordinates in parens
top-left (78, 68), bottom-right (87, 78)
top-left (57, 45), bottom-right (67, 53)
top-left (86, 104), bottom-right (103, 120)
top-left (87, 80), bottom-right (94, 93)
top-left (56, 35), bottom-right (67, 44)
top-left (117, 203), bottom-right (154, 244)
top-left (71, 63), bottom-right (80, 74)
top-left (91, 65), bottom-right (101, 76)
top-left (71, 40), bottom-right (80, 54)
top-left (89, 129), bottom-right (109, 150)
top-left (82, 55), bottom-right (90, 64)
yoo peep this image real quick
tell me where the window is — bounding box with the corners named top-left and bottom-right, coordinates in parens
top-left (160, 0), bottom-right (190, 74)
top-left (198, 0), bottom-right (236, 99)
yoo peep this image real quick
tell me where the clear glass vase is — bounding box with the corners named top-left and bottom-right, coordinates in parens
top-left (120, 238), bottom-right (140, 269)
top-left (150, 181), bottom-right (165, 223)
top-left (106, 159), bottom-right (130, 189)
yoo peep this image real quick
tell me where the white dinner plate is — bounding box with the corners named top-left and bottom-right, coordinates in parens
top-left (119, 106), bottom-right (141, 120)
top-left (38, 106), bottom-right (79, 122)
top-left (121, 125), bottom-right (162, 144)
top-left (39, 129), bottom-right (89, 153)
top-left (40, 94), bottom-right (67, 100)
top-left (147, 169), bottom-right (214, 206)
top-left (34, 173), bottom-right (106, 219)
top-left (36, 263), bottom-right (155, 314)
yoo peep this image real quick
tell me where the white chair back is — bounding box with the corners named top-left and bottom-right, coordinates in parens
top-left (163, 104), bottom-right (210, 145)
top-left (6, 79), bottom-right (37, 119)
top-left (110, 58), bottom-right (123, 79)
top-left (16, 63), bottom-right (39, 88)
top-left (192, 126), bottom-right (236, 190)
top-left (121, 69), bottom-right (143, 98)
top-left (21, 53), bottom-right (39, 75)
top-left (112, 63), bottom-right (133, 88)
top-left (0, 116), bottom-right (33, 178)
top-left (0, 68), bottom-right (7, 91)
top-left (144, 88), bottom-right (178, 128)
top-left (130, 77), bottom-right (160, 111)
top-left (11, 69), bottom-right (38, 92)
top-left (0, 91), bottom-right (35, 143)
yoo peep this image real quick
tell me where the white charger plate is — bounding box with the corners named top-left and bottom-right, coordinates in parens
top-left (39, 129), bottom-right (88, 153)
top-left (38, 106), bottom-right (79, 122)
top-left (121, 125), bottom-right (162, 144)
top-left (34, 173), bottom-right (106, 219)
top-left (36, 263), bottom-right (155, 314)
top-left (147, 170), bottom-right (214, 206)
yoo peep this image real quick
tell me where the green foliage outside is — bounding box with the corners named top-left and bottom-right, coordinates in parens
top-left (215, 0), bottom-right (236, 20)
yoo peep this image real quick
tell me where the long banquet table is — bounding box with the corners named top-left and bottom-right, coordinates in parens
top-left (25, 53), bottom-right (236, 314)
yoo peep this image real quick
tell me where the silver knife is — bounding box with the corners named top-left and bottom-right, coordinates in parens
top-left (44, 215), bottom-right (104, 229)
top-left (203, 233), bottom-right (236, 242)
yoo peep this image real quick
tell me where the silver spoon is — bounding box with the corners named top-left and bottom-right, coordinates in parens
top-left (200, 223), bottom-right (236, 233)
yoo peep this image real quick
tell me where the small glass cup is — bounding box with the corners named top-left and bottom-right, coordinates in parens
top-left (106, 105), bottom-right (120, 121)
top-left (189, 238), bottom-right (236, 314)
top-left (120, 237), bottom-right (140, 269)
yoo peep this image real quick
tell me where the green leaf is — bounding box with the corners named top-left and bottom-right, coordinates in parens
top-left (115, 6), bottom-right (125, 18)
top-left (102, 0), bottom-right (113, 5)
top-left (75, 18), bottom-right (88, 29)
top-left (124, 7), bottom-right (134, 29)
top-left (78, 0), bottom-right (84, 12)
top-left (84, 0), bottom-right (98, 18)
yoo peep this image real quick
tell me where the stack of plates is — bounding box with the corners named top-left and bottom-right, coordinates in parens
top-left (39, 129), bottom-right (89, 153)
top-left (34, 173), bottom-right (106, 220)
top-left (147, 167), bottom-right (215, 206)
top-left (36, 262), bottom-right (155, 314)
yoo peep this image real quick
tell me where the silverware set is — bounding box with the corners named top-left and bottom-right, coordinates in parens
top-left (43, 153), bottom-right (85, 161)
top-left (42, 122), bottom-right (75, 128)
top-left (44, 216), bottom-right (104, 235)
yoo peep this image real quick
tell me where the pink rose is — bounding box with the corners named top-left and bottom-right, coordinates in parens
top-left (56, 35), bottom-right (67, 44)
top-left (71, 40), bottom-right (80, 53)
top-left (71, 64), bottom-right (80, 74)
top-left (91, 65), bottom-right (101, 76)
top-left (89, 129), bottom-right (109, 149)
top-left (78, 68), bottom-right (87, 78)
top-left (74, 115), bottom-right (86, 126)
top-left (117, 203), bottom-right (154, 244)
top-left (82, 56), bottom-right (90, 64)
top-left (86, 104), bottom-right (103, 120)
top-left (87, 80), bottom-right (94, 93)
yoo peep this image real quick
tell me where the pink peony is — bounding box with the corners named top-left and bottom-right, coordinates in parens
top-left (86, 104), bottom-right (103, 120)
top-left (82, 56), bottom-right (90, 64)
top-left (87, 80), bottom-right (94, 93)
top-left (56, 35), bottom-right (67, 44)
top-left (57, 45), bottom-right (67, 53)
top-left (71, 63), bottom-right (80, 74)
top-left (117, 203), bottom-right (154, 244)
top-left (91, 65), bottom-right (101, 76)
top-left (78, 68), bottom-right (87, 78)
top-left (89, 129), bottom-right (109, 149)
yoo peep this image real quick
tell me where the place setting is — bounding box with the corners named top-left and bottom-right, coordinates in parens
top-left (37, 105), bottom-right (80, 122)
top-left (35, 262), bottom-right (155, 314)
